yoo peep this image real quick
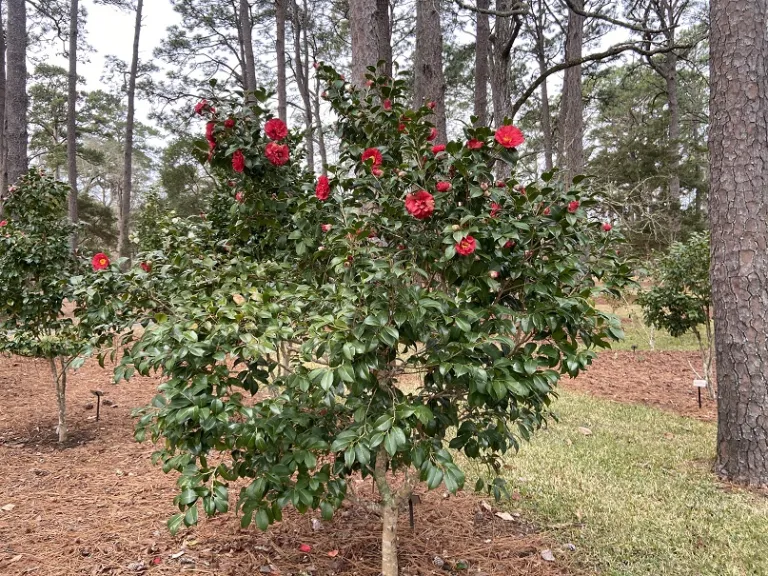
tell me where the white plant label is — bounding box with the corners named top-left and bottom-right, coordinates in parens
top-left (693, 379), bottom-right (708, 388)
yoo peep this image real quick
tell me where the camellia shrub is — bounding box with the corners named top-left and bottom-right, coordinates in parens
top-left (638, 231), bottom-right (713, 395)
top-left (0, 170), bottom-right (88, 443)
top-left (83, 67), bottom-right (632, 576)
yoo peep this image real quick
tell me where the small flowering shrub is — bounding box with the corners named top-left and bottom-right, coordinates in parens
top-left (0, 170), bottom-right (87, 443)
top-left (88, 67), bottom-right (631, 576)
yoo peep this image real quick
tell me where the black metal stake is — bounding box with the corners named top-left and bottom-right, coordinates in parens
top-left (408, 497), bottom-right (414, 530)
top-left (96, 395), bottom-right (101, 421)
top-left (698, 387), bottom-right (702, 409)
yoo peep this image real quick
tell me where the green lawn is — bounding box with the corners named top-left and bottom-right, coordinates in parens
top-left (465, 391), bottom-right (768, 576)
top-left (597, 303), bottom-right (702, 352)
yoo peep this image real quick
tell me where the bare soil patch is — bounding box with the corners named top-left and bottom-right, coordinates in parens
top-left (0, 356), bottom-right (570, 576)
top-left (564, 350), bottom-right (717, 422)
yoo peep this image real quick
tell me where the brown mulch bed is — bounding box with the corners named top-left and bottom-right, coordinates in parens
top-left (564, 350), bottom-right (717, 422)
top-left (0, 356), bottom-right (572, 576)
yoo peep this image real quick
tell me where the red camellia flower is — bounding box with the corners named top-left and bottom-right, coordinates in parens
top-left (494, 125), bottom-right (525, 148)
top-left (427, 127), bottom-right (438, 141)
top-left (235, 191), bottom-right (245, 203)
top-left (568, 200), bottom-right (580, 213)
top-left (321, 224), bottom-right (332, 232)
top-left (232, 150), bottom-right (246, 173)
top-left (495, 180), bottom-right (506, 188)
top-left (543, 207), bottom-right (551, 216)
top-left (0, 220), bottom-right (6, 227)
top-left (398, 123), bottom-right (407, 133)
top-left (489, 270), bottom-right (499, 279)
top-left (383, 99), bottom-right (392, 111)
top-left (436, 181), bottom-right (452, 192)
top-left (504, 240), bottom-right (515, 249)
top-left (490, 202), bottom-right (501, 218)
top-left (405, 190), bottom-right (435, 220)
top-left (206, 121), bottom-right (216, 144)
top-left (315, 175), bottom-right (330, 200)
top-left (365, 79), bottom-right (374, 87)
top-left (372, 167), bottom-right (384, 177)
top-left (194, 99), bottom-right (208, 115)
top-left (603, 222), bottom-right (612, 232)
top-left (140, 262), bottom-right (152, 273)
top-left (92, 252), bottom-right (110, 271)
top-left (265, 118), bottom-right (288, 141)
top-left (466, 138), bottom-right (483, 150)
top-left (224, 118), bottom-right (235, 129)
top-left (265, 142), bottom-right (290, 166)
top-left (361, 147), bottom-right (383, 167)
top-left (431, 144), bottom-right (446, 154)
top-left (456, 236), bottom-right (477, 256)
top-left (427, 101), bottom-right (436, 110)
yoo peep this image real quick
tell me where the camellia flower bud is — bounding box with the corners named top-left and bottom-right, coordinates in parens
top-left (489, 270), bottom-right (499, 279)
top-left (452, 224), bottom-right (461, 232)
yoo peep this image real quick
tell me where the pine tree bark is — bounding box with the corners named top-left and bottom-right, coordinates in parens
top-left (67, 0), bottom-right (79, 251)
top-left (292, 0), bottom-right (314, 168)
top-left (473, 0), bottom-right (490, 125)
top-left (558, 0), bottom-right (585, 184)
top-left (376, 0), bottom-right (392, 77)
top-left (276, 0), bottom-right (288, 121)
top-left (413, 0), bottom-right (447, 142)
top-left (489, 0), bottom-right (517, 126)
top-left (349, 0), bottom-right (381, 85)
top-left (710, 0), bottom-right (768, 486)
top-left (533, 0), bottom-right (553, 170)
top-left (6, 0), bottom-right (28, 185)
top-left (239, 0), bottom-right (257, 95)
top-left (119, 0), bottom-right (143, 263)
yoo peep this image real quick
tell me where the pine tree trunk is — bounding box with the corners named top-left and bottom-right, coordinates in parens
top-left (710, 0), bottom-right (768, 486)
top-left (313, 67), bottom-right (328, 172)
top-left (292, 0), bottom-right (314, 168)
top-left (534, 0), bottom-right (553, 171)
top-left (119, 0), bottom-right (143, 263)
top-left (349, 0), bottom-right (381, 85)
top-left (413, 0), bottom-right (447, 142)
top-left (276, 0), bottom-right (288, 121)
top-left (473, 0), bottom-right (490, 125)
top-left (489, 0), bottom-right (513, 126)
top-left (665, 52), bottom-right (681, 210)
top-left (6, 0), bottom-right (28, 185)
top-left (558, 0), bottom-right (584, 184)
top-left (376, 0), bottom-right (392, 77)
top-left (240, 0), bottom-right (257, 95)
top-left (68, 0), bottom-right (79, 251)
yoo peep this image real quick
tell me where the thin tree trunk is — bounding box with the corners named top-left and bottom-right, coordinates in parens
top-left (67, 0), bottom-right (79, 251)
top-left (313, 61), bottom-right (327, 172)
top-left (119, 0), bottom-right (143, 263)
top-left (50, 357), bottom-right (67, 443)
top-left (376, 0), bottom-right (392, 77)
top-left (349, 0), bottom-right (381, 85)
top-left (6, 0), bottom-right (28, 185)
top-left (239, 0), bottom-right (257, 95)
top-left (0, 3), bottom-right (7, 204)
top-left (413, 0), bottom-right (447, 142)
top-left (558, 0), bottom-right (585, 184)
top-left (710, 0), bottom-right (768, 486)
top-left (292, 0), bottom-right (314, 168)
top-left (276, 0), bottom-right (288, 121)
top-left (534, 0), bottom-right (553, 171)
top-left (473, 0), bottom-right (490, 125)
top-left (380, 500), bottom-right (399, 576)
top-left (489, 0), bottom-right (514, 126)
top-left (665, 51), bottom-right (681, 209)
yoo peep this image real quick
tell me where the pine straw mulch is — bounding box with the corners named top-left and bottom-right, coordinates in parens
top-left (0, 356), bottom-right (574, 576)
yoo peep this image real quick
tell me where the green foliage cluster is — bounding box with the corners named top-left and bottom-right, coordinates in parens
top-left (73, 66), bottom-right (632, 542)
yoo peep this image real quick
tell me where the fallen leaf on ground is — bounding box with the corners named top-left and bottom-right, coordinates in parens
top-left (479, 500), bottom-right (492, 513)
top-left (495, 511), bottom-right (515, 521)
top-left (151, 557), bottom-right (162, 565)
top-left (170, 551), bottom-right (185, 560)
top-left (540, 549), bottom-right (556, 562)
top-left (1, 504), bottom-right (15, 512)
top-left (577, 427), bottom-right (593, 436)
top-left (299, 544), bottom-right (312, 553)
top-left (327, 550), bottom-right (339, 558)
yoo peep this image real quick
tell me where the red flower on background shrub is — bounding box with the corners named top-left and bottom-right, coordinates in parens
top-left (543, 206), bottom-right (551, 216)
top-left (495, 180), bottom-right (506, 188)
top-left (140, 262), bottom-right (152, 273)
top-left (398, 123), bottom-right (407, 133)
top-left (603, 222), bottom-right (612, 232)
top-left (504, 240), bottom-right (515, 249)
top-left (361, 148), bottom-right (383, 167)
top-left (456, 236), bottom-right (477, 256)
top-left (494, 125), bottom-right (525, 148)
top-left (92, 253), bottom-right (110, 271)
top-left (568, 200), bottom-right (580, 213)
top-left (405, 190), bottom-right (435, 220)
top-left (265, 118), bottom-right (288, 141)
top-left (432, 144), bottom-right (446, 154)
top-left (383, 99), bottom-right (392, 111)
top-left (372, 167), bottom-right (384, 177)
top-left (315, 175), bottom-right (330, 200)
top-left (265, 142), bottom-right (290, 166)
top-left (427, 101), bottom-right (436, 110)
top-left (490, 203), bottom-right (501, 218)
top-left (0, 220), bottom-right (6, 227)
top-left (427, 127), bottom-right (438, 141)
top-left (232, 150), bottom-right (246, 173)
top-left (206, 121), bottom-right (216, 144)
top-left (466, 138), bottom-right (483, 150)
top-left (321, 224), bottom-right (332, 232)
top-left (235, 191), bottom-right (245, 203)
top-left (194, 99), bottom-right (208, 115)
top-left (436, 181), bottom-right (452, 192)
top-left (224, 118), bottom-right (235, 129)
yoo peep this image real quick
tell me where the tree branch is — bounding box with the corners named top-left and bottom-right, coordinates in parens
top-left (454, 0), bottom-right (528, 17)
top-left (562, 0), bottom-right (671, 34)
